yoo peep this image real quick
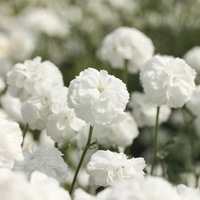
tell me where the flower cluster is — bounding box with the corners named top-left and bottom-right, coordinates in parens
top-left (0, 3), bottom-right (200, 198)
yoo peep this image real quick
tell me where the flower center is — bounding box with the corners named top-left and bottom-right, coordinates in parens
top-left (98, 86), bottom-right (105, 93)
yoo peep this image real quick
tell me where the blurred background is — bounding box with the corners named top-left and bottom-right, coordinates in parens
top-left (1, 0), bottom-right (200, 84)
top-left (1, 0), bottom-right (200, 186)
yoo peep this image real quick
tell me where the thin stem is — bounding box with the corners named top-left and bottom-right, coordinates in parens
top-left (123, 59), bottom-right (129, 89)
top-left (69, 125), bottom-right (94, 195)
top-left (151, 106), bottom-right (160, 175)
top-left (21, 124), bottom-right (29, 147)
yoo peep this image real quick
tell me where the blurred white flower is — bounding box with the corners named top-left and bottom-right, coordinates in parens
top-left (129, 92), bottom-right (171, 127)
top-left (22, 8), bottom-right (69, 37)
top-left (0, 108), bottom-right (11, 120)
top-left (176, 184), bottom-right (200, 200)
top-left (86, 150), bottom-right (146, 186)
top-left (0, 59), bottom-right (12, 79)
top-left (186, 85), bottom-right (200, 117)
top-left (1, 92), bottom-right (23, 123)
top-left (140, 55), bottom-right (196, 108)
top-left (184, 46), bottom-right (200, 74)
top-left (0, 33), bottom-right (10, 60)
top-left (0, 119), bottom-right (23, 168)
top-left (0, 168), bottom-right (43, 200)
top-left (93, 112), bottom-right (139, 148)
top-left (14, 146), bottom-right (68, 182)
top-left (0, 168), bottom-right (71, 200)
top-left (39, 130), bottom-right (55, 147)
top-left (23, 131), bottom-right (37, 151)
top-left (74, 188), bottom-right (94, 200)
top-left (67, 67), bottom-right (129, 125)
top-left (21, 86), bottom-right (68, 130)
top-left (47, 107), bottom-right (86, 147)
top-left (7, 57), bottom-right (64, 101)
top-left (105, 176), bottom-right (181, 200)
top-left (9, 28), bottom-right (36, 61)
top-left (30, 171), bottom-right (71, 200)
top-left (74, 188), bottom-right (111, 200)
top-left (98, 27), bottom-right (154, 74)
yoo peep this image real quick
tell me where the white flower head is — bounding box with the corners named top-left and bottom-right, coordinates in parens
top-left (21, 86), bottom-right (68, 130)
top-left (0, 33), bottom-right (10, 60)
top-left (0, 168), bottom-right (43, 200)
top-left (47, 107), bottom-right (86, 146)
top-left (184, 46), bottom-right (200, 74)
top-left (9, 28), bottom-right (36, 61)
top-left (140, 55), bottom-right (196, 108)
top-left (0, 119), bottom-right (23, 168)
top-left (67, 67), bottom-right (129, 126)
top-left (106, 176), bottom-right (181, 200)
top-left (86, 150), bottom-right (146, 186)
top-left (7, 57), bottom-right (64, 101)
top-left (14, 146), bottom-right (68, 183)
top-left (30, 171), bottom-right (71, 200)
top-left (98, 27), bottom-right (154, 74)
top-left (1, 92), bottom-right (23, 123)
top-left (176, 184), bottom-right (200, 200)
top-left (93, 112), bottom-right (139, 148)
top-left (22, 8), bottom-right (69, 37)
top-left (74, 188), bottom-right (111, 200)
top-left (186, 85), bottom-right (200, 117)
top-left (129, 92), bottom-right (171, 127)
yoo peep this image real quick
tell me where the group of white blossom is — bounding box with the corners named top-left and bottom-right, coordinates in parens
top-left (1, 6), bottom-right (200, 199)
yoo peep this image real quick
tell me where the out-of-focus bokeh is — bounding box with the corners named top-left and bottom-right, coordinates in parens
top-left (1, 0), bottom-right (200, 85)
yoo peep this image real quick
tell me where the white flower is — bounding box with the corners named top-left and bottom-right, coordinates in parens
top-left (186, 85), bottom-right (200, 116)
top-left (22, 8), bottom-right (69, 37)
top-left (1, 92), bottom-right (23, 123)
top-left (7, 57), bottom-right (64, 101)
top-left (47, 107), bottom-right (86, 146)
top-left (39, 130), bottom-right (55, 147)
top-left (9, 28), bottom-right (36, 61)
top-left (184, 46), bottom-right (200, 74)
top-left (67, 68), bottom-right (129, 125)
top-left (21, 86), bottom-right (68, 130)
top-left (0, 33), bottom-right (10, 60)
top-left (0, 168), bottom-right (71, 200)
top-left (105, 176), bottom-right (181, 200)
top-left (140, 55), bottom-right (196, 108)
top-left (74, 188), bottom-right (111, 200)
top-left (0, 119), bottom-right (23, 168)
top-left (177, 184), bottom-right (200, 200)
top-left (30, 171), bottom-right (71, 200)
top-left (93, 112), bottom-right (139, 148)
top-left (0, 168), bottom-right (43, 200)
top-left (86, 150), bottom-right (146, 186)
top-left (14, 146), bottom-right (68, 182)
top-left (129, 92), bottom-right (171, 127)
top-left (98, 27), bottom-right (154, 74)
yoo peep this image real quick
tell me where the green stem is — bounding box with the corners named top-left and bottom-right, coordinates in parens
top-left (69, 125), bottom-right (94, 195)
top-left (123, 59), bottom-right (129, 89)
top-left (151, 106), bottom-right (160, 175)
top-left (21, 124), bottom-right (29, 147)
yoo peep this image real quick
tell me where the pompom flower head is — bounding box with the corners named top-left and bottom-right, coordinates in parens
top-left (67, 68), bottom-right (129, 125)
top-left (14, 146), bottom-right (68, 183)
top-left (86, 150), bottom-right (146, 186)
top-left (140, 55), bottom-right (196, 108)
top-left (98, 27), bottom-right (154, 74)
top-left (7, 57), bottom-right (63, 101)
top-left (0, 119), bottom-right (23, 168)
